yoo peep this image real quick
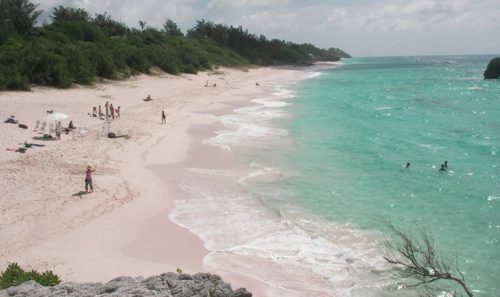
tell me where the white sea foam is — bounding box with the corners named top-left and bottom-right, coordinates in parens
top-left (487, 195), bottom-right (500, 201)
top-left (253, 98), bottom-right (290, 108)
top-left (271, 86), bottom-right (297, 99)
top-left (204, 84), bottom-right (296, 151)
top-left (185, 168), bottom-right (234, 176)
top-left (170, 180), bottom-right (396, 297)
top-left (302, 71), bottom-right (323, 80)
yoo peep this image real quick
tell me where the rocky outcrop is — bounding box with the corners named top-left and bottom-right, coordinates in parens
top-left (0, 273), bottom-right (252, 297)
top-left (484, 57), bottom-right (500, 79)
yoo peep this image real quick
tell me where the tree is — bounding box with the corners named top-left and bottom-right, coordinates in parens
top-left (384, 224), bottom-right (473, 297)
top-left (162, 19), bottom-right (182, 37)
top-left (139, 20), bottom-right (147, 31)
top-left (92, 12), bottom-right (128, 36)
top-left (50, 6), bottom-right (91, 22)
top-left (0, 0), bottom-right (41, 37)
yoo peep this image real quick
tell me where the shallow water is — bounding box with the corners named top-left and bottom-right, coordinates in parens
top-left (170, 56), bottom-right (500, 296)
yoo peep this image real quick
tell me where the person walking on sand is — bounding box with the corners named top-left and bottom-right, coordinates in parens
top-left (116, 106), bottom-right (121, 118)
top-left (98, 105), bottom-right (102, 117)
top-left (161, 110), bottom-right (166, 124)
top-left (85, 166), bottom-right (95, 193)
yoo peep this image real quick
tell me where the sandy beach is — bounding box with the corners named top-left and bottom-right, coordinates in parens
top-left (0, 67), bottom-right (306, 288)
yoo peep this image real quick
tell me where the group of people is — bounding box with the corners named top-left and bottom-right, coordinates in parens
top-left (55, 120), bottom-right (75, 139)
top-left (91, 101), bottom-right (120, 120)
top-left (439, 160), bottom-right (449, 172)
top-left (405, 160), bottom-right (449, 171)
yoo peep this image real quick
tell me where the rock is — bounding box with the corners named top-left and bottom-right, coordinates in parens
top-left (5, 281), bottom-right (47, 296)
top-left (0, 273), bottom-right (251, 297)
top-left (231, 288), bottom-right (253, 297)
top-left (484, 57), bottom-right (500, 79)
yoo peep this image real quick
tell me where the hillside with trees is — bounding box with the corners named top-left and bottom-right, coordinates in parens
top-left (0, 0), bottom-right (350, 90)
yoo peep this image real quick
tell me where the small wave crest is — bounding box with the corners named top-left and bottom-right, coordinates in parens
top-left (204, 84), bottom-right (295, 151)
top-left (303, 71), bottom-right (323, 80)
top-left (487, 195), bottom-right (500, 201)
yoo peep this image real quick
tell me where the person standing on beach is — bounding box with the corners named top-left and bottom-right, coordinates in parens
top-left (98, 105), bottom-right (102, 117)
top-left (110, 103), bottom-right (115, 120)
top-left (85, 166), bottom-right (95, 193)
top-left (105, 101), bottom-right (109, 118)
top-left (55, 121), bottom-right (63, 139)
top-left (161, 110), bottom-right (166, 124)
top-left (116, 106), bottom-right (121, 118)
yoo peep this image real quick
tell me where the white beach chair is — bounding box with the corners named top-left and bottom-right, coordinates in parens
top-left (77, 127), bottom-right (88, 137)
top-left (49, 123), bottom-right (55, 134)
top-left (126, 128), bottom-right (133, 139)
top-left (33, 120), bottom-right (40, 132)
top-left (39, 122), bottom-right (47, 134)
top-left (101, 123), bottom-right (110, 136)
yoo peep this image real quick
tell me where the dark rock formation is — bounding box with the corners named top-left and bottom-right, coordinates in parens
top-left (0, 273), bottom-right (252, 297)
top-left (484, 57), bottom-right (500, 79)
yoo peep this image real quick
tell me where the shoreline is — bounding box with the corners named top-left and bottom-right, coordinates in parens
top-left (156, 70), bottom-right (326, 296)
top-left (0, 66), bottom-right (309, 287)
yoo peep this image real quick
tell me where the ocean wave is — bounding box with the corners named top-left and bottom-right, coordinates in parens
top-left (302, 71), bottom-right (323, 80)
top-left (487, 195), bottom-right (500, 201)
top-left (204, 84), bottom-right (295, 151)
top-left (170, 182), bottom-right (395, 297)
top-left (467, 86), bottom-right (485, 91)
top-left (271, 86), bottom-right (297, 99)
top-left (253, 98), bottom-right (290, 108)
top-left (238, 162), bottom-right (295, 185)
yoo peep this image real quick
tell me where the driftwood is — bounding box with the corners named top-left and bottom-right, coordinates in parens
top-left (384, 224), bottom-right (473, 297)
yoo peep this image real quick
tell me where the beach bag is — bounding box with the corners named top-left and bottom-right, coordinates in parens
top-left (18, 124), bottom-right (28, 129)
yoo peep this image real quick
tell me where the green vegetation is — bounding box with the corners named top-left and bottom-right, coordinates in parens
top-left (0, 1), bottom-right (349, 91)
top-left (0, 263), bottom-right (61, 289)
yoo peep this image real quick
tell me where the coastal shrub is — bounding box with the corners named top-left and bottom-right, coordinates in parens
top-left (0, 66), bottom-right (29, 90)
top-left (22, 49), bottom-right (72, 88)
top-left (64, 44), bottom-right (93, 85)
top-left (0, 0), bottom-right (348, 90)
top-left (48, 21), bottom-right (105, 42)
top-left (0, 263), bottom-right (61, 289)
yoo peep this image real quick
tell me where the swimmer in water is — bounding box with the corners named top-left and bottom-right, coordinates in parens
top-left (439, 164), bottom-right (446, 171)
top-left (444, 160), bottom-right (448, 169)
top-left (406, 162), bottom-right (410, 168)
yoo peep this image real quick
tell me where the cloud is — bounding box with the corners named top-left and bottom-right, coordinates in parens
top-left (239, 11), bottom-right (298, 34)
top-left (32, 0), bottom-right (500, 56)
top-left (36, 0), bottom-right (197, 28)
top-left (207, 0), bottom-right (293, 9)
top-left (321, 0), bottom-right (499, 33)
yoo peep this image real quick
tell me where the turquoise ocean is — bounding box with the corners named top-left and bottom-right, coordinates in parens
top-left (290, 55), bottom-right (500, 295)
top-left (170, 55), bottom-right (500, 296)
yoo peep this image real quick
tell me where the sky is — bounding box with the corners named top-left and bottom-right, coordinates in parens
top-left (35, 0), bottom-right (500, 57)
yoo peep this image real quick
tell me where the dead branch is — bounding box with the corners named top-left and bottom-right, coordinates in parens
top-left (384, 224), bottom-right (473, 297)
